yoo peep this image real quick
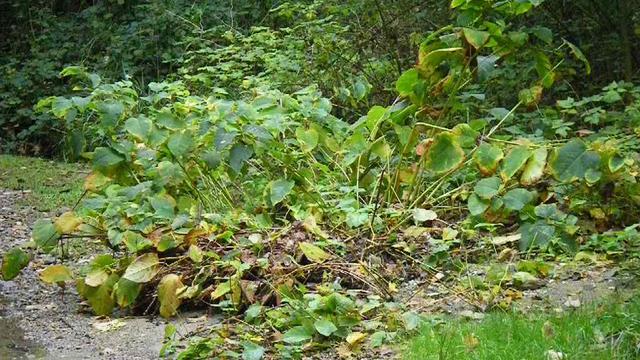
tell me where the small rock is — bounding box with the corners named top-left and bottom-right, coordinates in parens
top-left (546, 350), bottom-right (565, 360)
top-left (564, 298), bottom-right (581, 308)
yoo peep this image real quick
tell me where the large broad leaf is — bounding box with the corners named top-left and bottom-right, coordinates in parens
top-left (283, 326), bottom-right (314, 343)
top-left (295, 127), bottom-right (319, 152)
top-left (93, 147), bottom-right (123, 173)
top-left (40, 264), bottom-right (73, 284)
top-left (314, 318), bottom-right (338, 336)
top-left (2, 248), bottom-right (30, 280)
top-left (468, 194), bottom-right (490, 216)
top-left (150, 194), bottom-right (176, 219)
top-left (521, 147), bottom-right (547, 185)
top-left (299, 242), bottom-right (331, 263)
top-left (549, 140), bottom-right (601, 182)
top-left (167, 132), bottom-right (193, 158)
top-left (519, 221), bottom-right (555, 251)
top-left (269, 179), bottom-right (295, 205)
top-left (32, 219), bottom-right (61, 253)
top-left (124, 117), bottom-right (153, 141)
top-left (463, 28), bottom-right (490, 49)
top-left (474, 143), bottom-right (504, 175)
top-left (158, 274), bottom-right (183, 318)
top-left (85, 269), bottom-right (109, 287)
top-left (113, 277), bottom-right (141, 308)
top-left (500, 146), bottom-right (531, 181)
top-left (242, 342), bottom-right (265, 360)
top-left (54, 211), bottom-right (82, 234)
top-left (503, 188), bottom-right (535, 211)
top-left (425, 133), bottom-right (465, 174)
top-left (229, 144), bottom-right (254, 173)
top-left (396, 69), bottom-right (419, 97)
top-left (123, 253), bottom-right (159, 283)
top-left (474, 177), bottom-right (502, 200)
top-left (78, 273), bottom-right (118, 315)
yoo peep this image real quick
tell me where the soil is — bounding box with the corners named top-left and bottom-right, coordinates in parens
top-left (0, 190), bottom-right (215, 360)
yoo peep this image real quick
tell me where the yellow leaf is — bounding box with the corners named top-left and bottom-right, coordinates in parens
top-left (299, 242), bottom-right (331, 263)
top-left (40, 264), bottom-right (73, 284)
top-left (345, 331), bottom-right (367, 346)
top-left (54, 212), bottom-right (82, 234)
top-left (211, 281), bottom-right (231, 300)
top-left (158, 274), bottom-right (183, 318)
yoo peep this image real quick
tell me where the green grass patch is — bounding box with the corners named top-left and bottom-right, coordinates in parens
top-left (404, 294), bottom-right (640, 360)
top-left (0, 155), bottom-right (85, 211)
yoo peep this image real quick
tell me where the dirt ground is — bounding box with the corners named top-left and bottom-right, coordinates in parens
top-left (0, 190), bottom-right (216, 360)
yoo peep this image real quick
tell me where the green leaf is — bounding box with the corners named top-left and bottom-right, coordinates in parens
top-left (564, 40), bottom-right (591, 75)
top-left (269, 179), bottom-right (295, 205)
top-left (158, 274), bottom-right (183, 318)
top-left (93, 147), bottom-right (123, 173)
top-left (521, 147), bottom-right (548, 185)
top-left (314, 318), bottom-right (338, 336)
top-left (549, 140), bottom-right (601, 182)
top-left (242, 342), bottom-right (265, 360)
top-left (2, 248), bottom-right (30, 280)
top-left (608, 154), bottom-right (625, 173)
top-left (500, 146), bottom-right (531, 181)
top-left (295, 127), bottom-right (319, 152)
top-left (157, 110), bottom-right (184, 130)
top-left (123, 231), bottom-right (152, 253)
top-left (211, 281), bottom-right (231, 300)
top-left (402, 311), bottom-right (421, 331)
top-left (167, 132), bottom-right (193, 158)
top-left (463, 28), bottom-right (490, 49)
top-left (519, 221), bottom-right (555, 251)
top-left (503, 188), bottom-right (535, 211)
top-left (425, 133), bottom-right (465, 174)
top-left (474, 143), bottom-right (504, 175)
top-left (468, 194), bottom-right (489, 216)
top-left (299, 242), bottom-right (331, 263)
top-left (124, 117), bottom-right (152, 141)
top-left (474, 177), bottom-right (502, 199)
top-left (85, 269), bottom-right (109, 287)
top-left (40, 264), bottom-right (73, 284)
top-left (396, 69), bottom-right (419, 97)
top-left (113, 278), bottom-right (141, 308)
top-left (123, 253), bottom-right (159, 283)
top-left (32, 219), bottom-right (61, 253)
top-left (80, 273), bottom-right (118, 315)
top-left (229, 144), bottom-right (253, 173)
top-left (150, 194), bottom-right (176, 219)
top-left (283, 326), bottom-right (313, 344)
top-left (188, 245), bottom-right (203, 263)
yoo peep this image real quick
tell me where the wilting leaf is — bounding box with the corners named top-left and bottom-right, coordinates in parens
top-left (314, 318), bottom-right (338, 336)
top-left (500, 146), bottom-right (531, 181)
top-left (346, 331), bottom-right (367, 346)
top-left (269, 179), bottom-right (295, 205)
top-left (158, 274), bottom-right (184, 318)
top-left (40, 264), bottom-right (73, 284)
top-left (474, 143), bottom-right (504, 175)
top-left (412, 208), bottom-right (438, 223)
top-left (33, 219), bottom-right (61, 253)
top-left (123, 253), bottom-right (159, 283)
top-left (54, 212), bottom-right (82, 234)
top-left (474, 177), bottom-right (502, 199)
top-left (85, 269), bottom-right (109, 287)
top-left (299, 242), bottom-right (331, 263)
top-left (188, 245), bottom-right (203, 263)
top-left (425, 133), bottom-right (465, 173)
top-left (283, 326), bottom-right (313, 343)
top-left (80, 273), bottom-right (118, 315)
top-left (211, 281), bottom-right (231, 300)
top-left (2, 248), bottom-right (30, 280)
top-left (549, 140), bottom-right (600, 182)
top-left (521, 147), bottom-right (547, 185)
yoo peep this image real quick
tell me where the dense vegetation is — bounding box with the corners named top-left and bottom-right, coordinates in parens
top-left (1, 0), bottom-right (639, 358)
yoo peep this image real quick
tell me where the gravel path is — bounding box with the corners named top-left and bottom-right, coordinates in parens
top-left (0, 190), bottom-right (211, 360)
